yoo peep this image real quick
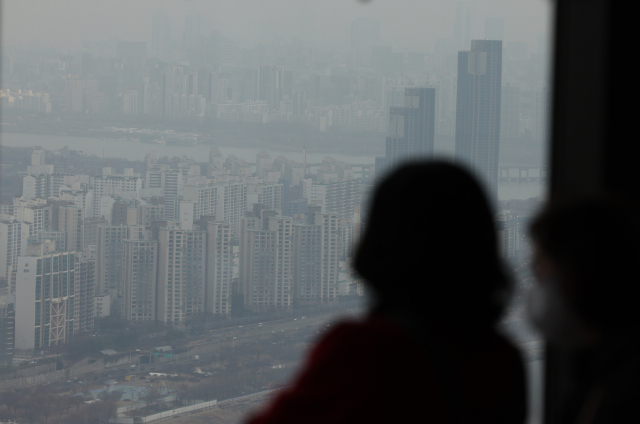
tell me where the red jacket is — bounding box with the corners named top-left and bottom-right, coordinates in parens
top-left (247, 314), bottom-right (526, 424)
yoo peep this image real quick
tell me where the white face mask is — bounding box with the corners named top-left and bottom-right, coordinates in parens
top-left (526, 277), bottom-right (593, 350)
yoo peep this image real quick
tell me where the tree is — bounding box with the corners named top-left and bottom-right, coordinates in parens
top-left (19, 398), bottom-right (42, 424)
top-left (144, 385), bottom-right (161, 407)
top-left (89, 401), bottom-right (117, 424)
top-left (163, 328), bottom-right (185, 345)
top-left (0, 391), bottom-right (19, 415)
top-left (34, 392), bottom-right (59, 423)
top-left (66, 410), bottom-right (88, 424)
top-left (57, 394), bottom-right (76, 418)
top-left (64, 336), bottom-right (104, 361)
top-left (71, 394), bottom-right (86, 411)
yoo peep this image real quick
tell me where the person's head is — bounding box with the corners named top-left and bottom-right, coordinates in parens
top-left (354, 160), bottom-right (508, 328)
top-left (529, 195), bottom-right (640, 338)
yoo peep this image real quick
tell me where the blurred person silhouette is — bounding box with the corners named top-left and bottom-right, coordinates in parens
top-left (527, 196), bottom-right (640, 424)
top-left (246, 161), bottom-right (526, 424)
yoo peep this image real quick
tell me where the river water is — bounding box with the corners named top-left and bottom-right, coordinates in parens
top-left (0, 132), bottom-right (545, 201)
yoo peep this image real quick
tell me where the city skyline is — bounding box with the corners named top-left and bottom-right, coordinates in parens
top-left (2, 0), bottom-right (551, 54)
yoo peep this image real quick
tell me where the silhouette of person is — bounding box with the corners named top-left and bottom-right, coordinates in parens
top-left (527, 196), bottom-right (640, 424)
top-left (247, 161), bottom-right (526, 424)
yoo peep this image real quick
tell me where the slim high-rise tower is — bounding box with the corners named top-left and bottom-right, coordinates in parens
top-left (151, 10), bottom-right (172, 60)
top-left (455, 40), bottom-right (503, 202)
top-left (454, 2), bottom-right (472, 50)
top-left (385, 87), bottom-right (436, 171)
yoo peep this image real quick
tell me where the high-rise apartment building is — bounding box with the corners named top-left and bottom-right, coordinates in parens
top-left (255, 66), bottom-right (285, 111)
top-left (293, 213), bottom-right (340, 306)
top-left (137, 203), bottom-right (165, 228)
top-left (208, 147), bottom-right (224, 174)
top-left (274, 157), bottom-right (305, 186)
top-left (385, 87), bottom-right (436, 170)
top-left (246, 183), bottom-right (285, 215)
top-left (0, 220), bottom-right (29, 278)
top-left (13, 199), bottom-right (52, 239)
top-left (206, 222), bottom-right (232, 316)
top-left (303, 179), bottom-right (362, 222)
top-left (58, 205), bottom-right (84, 252)
top-left (182, 178), bottom-right (246, 239)
top-left (0, 292), bottom-right (15, 365)
top-left (455, 40), bottom-right (503, 202)
top-left (74, 257), bottom-right (95, 334)
top-left (183, 179), bottom-right (218, 220)
top-left (216, 181), bottom-right (246, 241)
top-left (146, 165), bottom-right (184, 220)
top-left (124, 239), bottom-right (157, 322)
top-left (15, 252), bottom-right (75, 349)
top-left (240, 216), bottom-right (294, 310)
top-left (83, 217), bottom-right (109, 250)
top-left (23, 173), bottom-right (87, 201)
top-left (156, 227), bottom-right (206, 324)
top-left (90, 175), bottom-right (142, 218)
top-left (96, 225), bottom-right (144, 315)
top-left (111, 202), bottom-right (137, 226)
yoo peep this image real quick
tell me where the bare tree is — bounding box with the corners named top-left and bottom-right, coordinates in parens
top-left (89, 401), bottom-right (117, 424)
top-left (34, 392), bottom-right (59, 423)
top-left (144, 385), bottom-right (162, 407)
top-left (19, 398), bottom-right (42, 424)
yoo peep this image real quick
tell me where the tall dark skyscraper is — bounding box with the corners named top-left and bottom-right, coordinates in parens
top-left (385, 87), bottom-right (436, 171)
top-left (255, 66), bottom-right (285, 111)
top-left (455, 40), bottom-right (503, 202)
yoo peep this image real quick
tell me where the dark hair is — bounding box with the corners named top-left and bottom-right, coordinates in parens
top-left (354, 161), bottom-right (508, 328)
top-left (530, 195), bottom-right (640, 332)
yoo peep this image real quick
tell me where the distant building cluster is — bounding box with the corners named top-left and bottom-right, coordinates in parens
top-left (0, 145), bottom-right (366, 360)
top-left (0, 11), bottom-right (548, 361)
top-left (1, 13), bottom-right (548, 139)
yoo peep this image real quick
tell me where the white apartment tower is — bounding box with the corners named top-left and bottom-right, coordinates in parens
top-left (13, 199), bottom-right (51, 238)
top-left (206, 222), bottom-right (232, 316)
top-left (0, 220), bottom-right (29, 278)
top-left (303, 178), bottom-right (362, 222)
top-left (124, 239), bottom-right (158, 322)
top-left (156, 227), bottom-right (206, 324)
top-left (246, 183), bottom-right (285, 215)
top-left (293, 213), bottom-right (340, 305)
top-left (137, 203), bottom-right (165, 228)
top-left (15, 252), bottom-right (76, 349)
top-left (58, 205), bottom-right (84, 252)
top-left (183, 179), bottom-right (246, 240)
top-left (96, 225), bottom-right (144, 315)
top-left (241, 216), bottom-right (294, 310)
top-left (90, 175), bottom-right (142, 218)
top-left (74, 257), bottom-right (95, 334)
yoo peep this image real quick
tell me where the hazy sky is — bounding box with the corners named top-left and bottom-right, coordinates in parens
top-left (2, 0), bottom-right (552, 53)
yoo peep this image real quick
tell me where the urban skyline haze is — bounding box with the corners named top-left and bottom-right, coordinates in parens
top-left (2, 0), bottom-right (552, 54)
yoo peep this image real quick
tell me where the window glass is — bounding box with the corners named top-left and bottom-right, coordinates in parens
top-left (2, 0), bottom-right (550, 421)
